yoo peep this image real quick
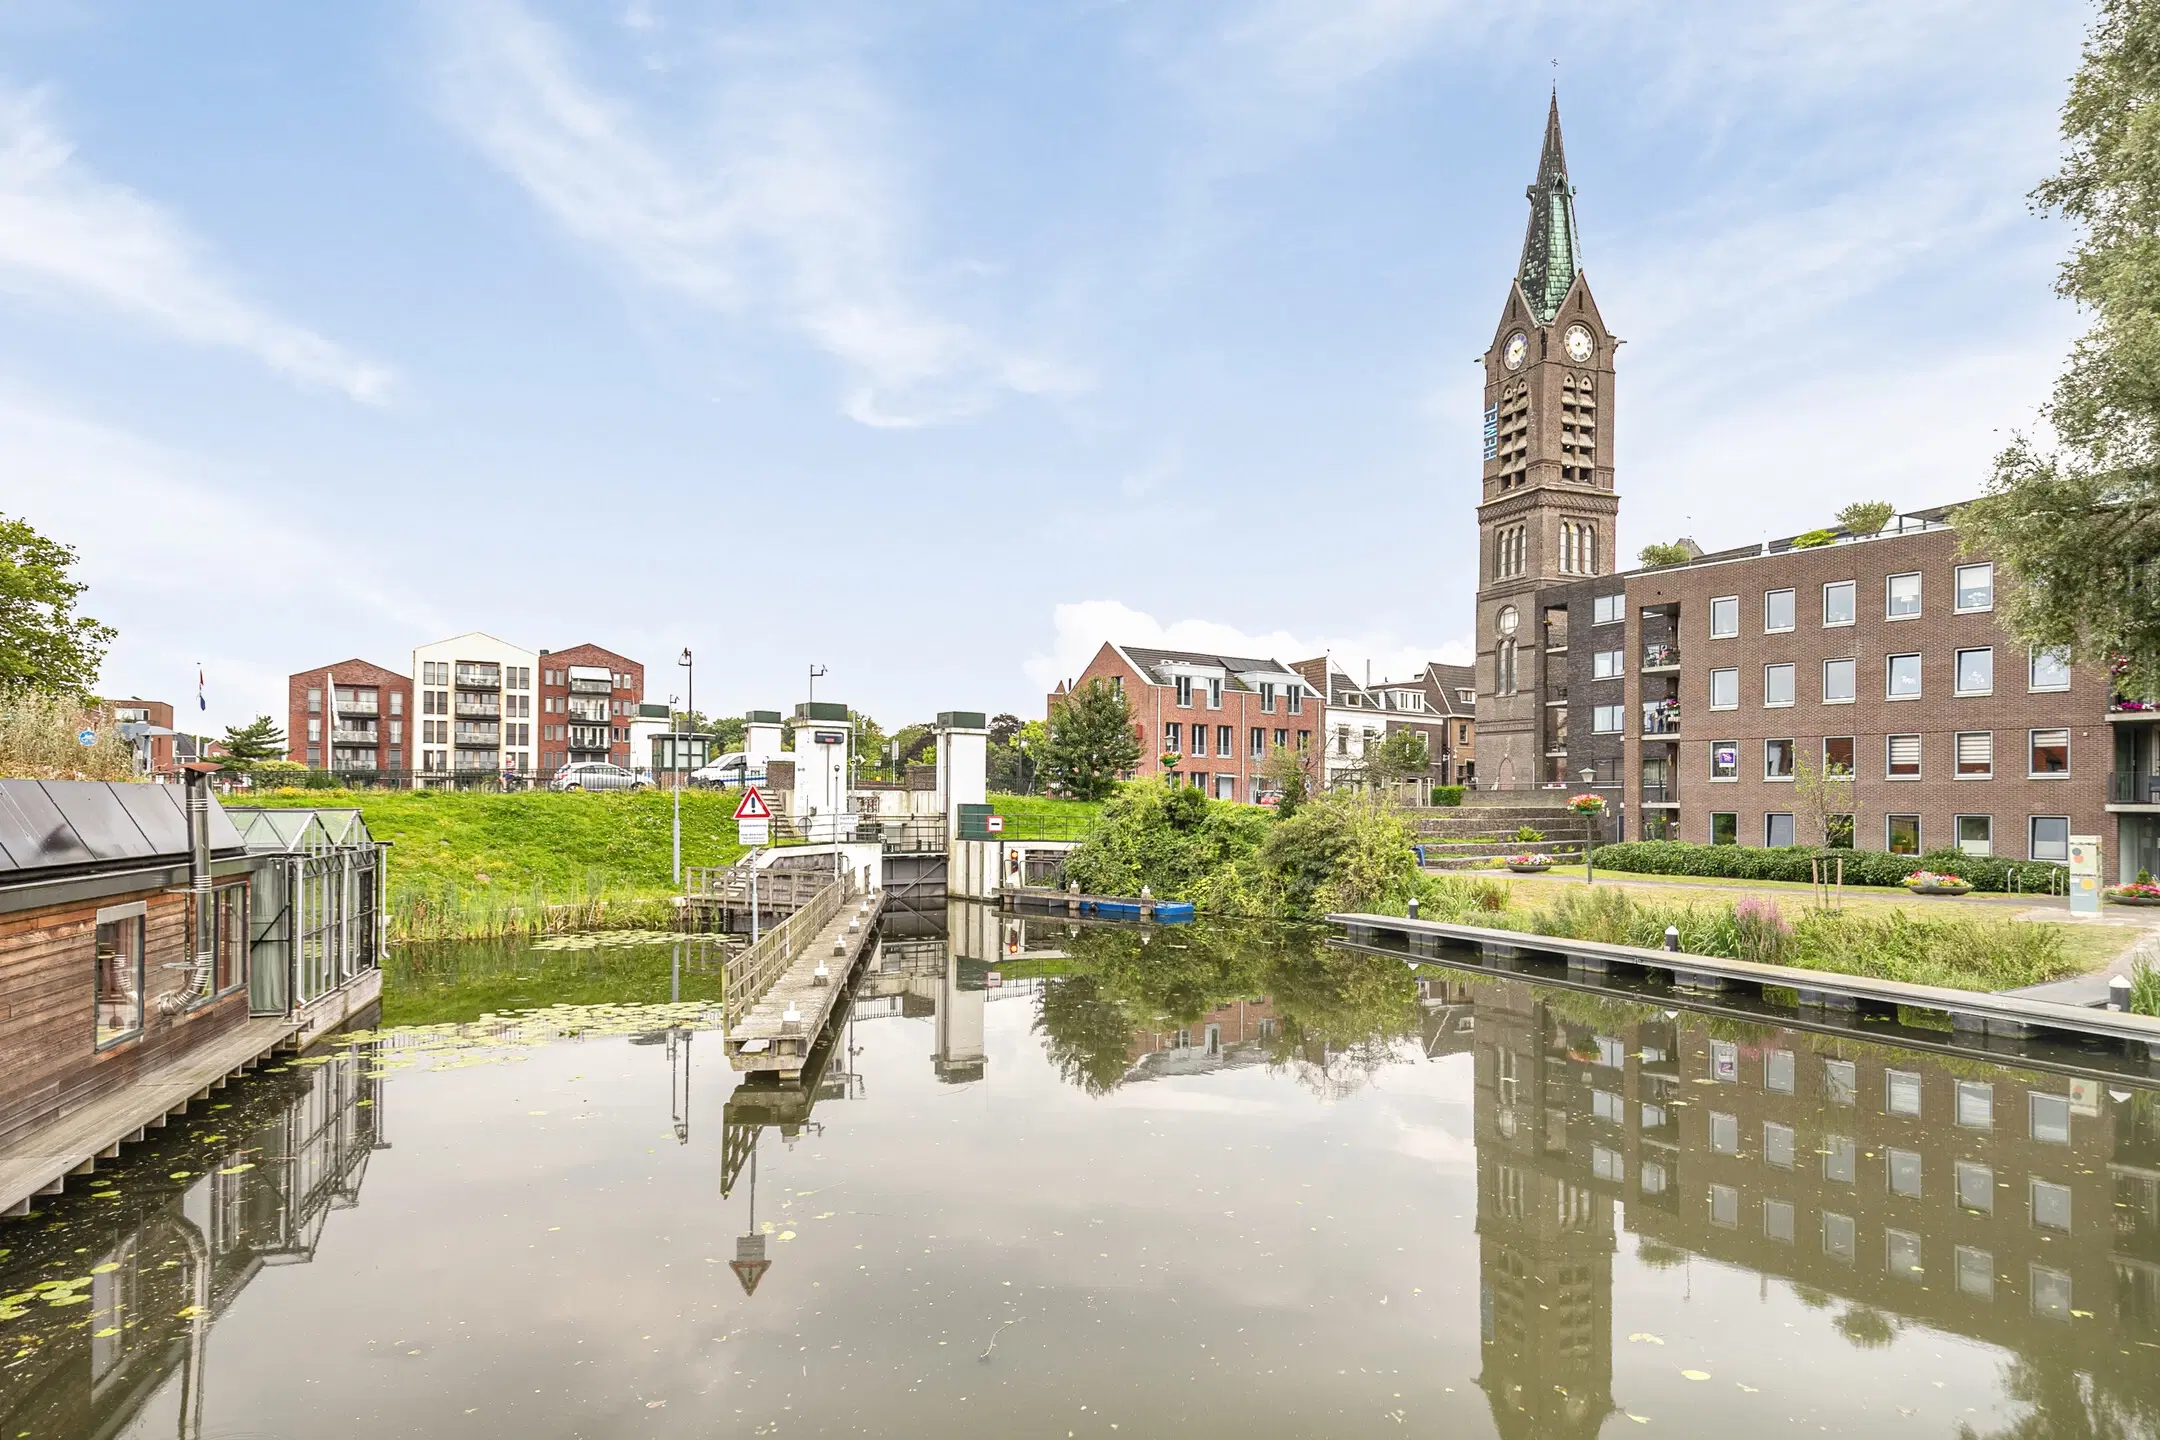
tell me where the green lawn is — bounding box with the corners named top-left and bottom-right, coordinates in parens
top-left (985, 793), bottom-right (1105, 840)
top-left (229, 788), bottom-right (748, 941)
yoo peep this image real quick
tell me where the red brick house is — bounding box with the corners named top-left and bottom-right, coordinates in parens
top-left (284, 660), bottom-right (413, 776)
top-left (537, 643), bottom-right (645, 773)
top-left (1046, 644), bottom-right (1321, 804)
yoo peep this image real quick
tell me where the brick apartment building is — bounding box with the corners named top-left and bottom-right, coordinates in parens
top-left (537, 643), bottom-right (645, 773)
top-left (284, 636), bottom-right (642, 781)
top-left (101, 697), bottom-right (201, 775)
top-left (1467, 99), bottom-right (2128, 874)
top-left (285, 661), bottom-right (413, 774)
top-left (1047, 644), bottom-right (1323, 804)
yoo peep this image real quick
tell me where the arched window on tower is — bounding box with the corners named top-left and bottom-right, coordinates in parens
top-left (1498, 640), bottom-right (1517, 695)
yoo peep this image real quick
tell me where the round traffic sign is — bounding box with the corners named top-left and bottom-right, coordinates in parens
top-left (76, 728), bottom-right (97, 748)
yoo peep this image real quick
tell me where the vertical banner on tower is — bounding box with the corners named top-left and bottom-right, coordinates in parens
top-left (1482, 404), bottom-right (1500, 461)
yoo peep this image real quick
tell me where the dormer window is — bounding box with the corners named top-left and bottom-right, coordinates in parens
top-left (1260, 682), bottom-right (1276, 713)
top-left (1174, 675), bottom-right (1193, 707)
top-left (1206, 677), bottom-right (1223, 709)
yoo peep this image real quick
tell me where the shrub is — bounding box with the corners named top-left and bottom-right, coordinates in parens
top-left (1587, 840), bottom-right (2064, 895)
top-left (1790, 528), bottom-right (1837, 549)
top-left (1515, 825), bottom-right (1545, 843)
top-left (1638, 541), bottom-right (1693, 567)
top-left (1429, 784), bottom-right (1464, 807)
top-left (1836, 500), bottom-right (1896, 535)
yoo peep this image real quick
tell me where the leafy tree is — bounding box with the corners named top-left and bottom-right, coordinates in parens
top-left (1836, 500), bottom-right (1895, 535)
top-left (1040, 678), bottom-right (1142, 801)
top-left (0, 514), bottom-right (116, 695)
top-left (1358, 726), bottom-right (1430, 794)
top-left (849, 710), bottom-right (889, 778)
top-left (1637, 540), bottom-right (1693, 567)
top-left (1791, 748), bottom-right (1858, 849)
top-left (986, 712), bottom-right (1044, 793)
top-left (1958, 1), bottom-right (2160, 697)
top-left (988, 712), bottom-right (1023, 746)
top-left (1260, 742), bottom-right (1313, 814)
top-left (219, 715), bottom-right (286, 768)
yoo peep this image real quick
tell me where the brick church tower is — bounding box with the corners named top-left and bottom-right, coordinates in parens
top-left (1474, 95), bottom-right (1619, 791)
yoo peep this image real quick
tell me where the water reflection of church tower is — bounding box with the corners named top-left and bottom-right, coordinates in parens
top-left (1473, 980), bottom-right (1615, 1440)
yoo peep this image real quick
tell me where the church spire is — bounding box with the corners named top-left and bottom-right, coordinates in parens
top-left (1516, 92), bottom-right (1582, 325)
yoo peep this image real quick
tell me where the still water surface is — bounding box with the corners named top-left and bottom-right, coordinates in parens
top-left (5, 912), bottom-right (2159, 1437)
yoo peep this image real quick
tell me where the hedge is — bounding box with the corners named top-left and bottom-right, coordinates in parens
top-left (1586, 841), bottom-right (2066, 895)
top-left (1429, 785), bottom-right (1465, 807)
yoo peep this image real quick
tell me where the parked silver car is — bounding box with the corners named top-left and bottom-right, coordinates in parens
top-left (550, 761), bottom-right (650, 792)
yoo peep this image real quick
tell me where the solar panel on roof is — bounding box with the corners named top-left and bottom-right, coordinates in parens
top-left (108, 782), bottom-right (189, 854)
top-left (0, 782), bottom-right (92, 872)
top-left (38, 782), bottom-right (156, 861)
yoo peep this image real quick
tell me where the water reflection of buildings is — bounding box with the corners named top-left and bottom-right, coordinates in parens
top-left (1465, 975), bottom-right (2160, 1432)
top-left (0, 1052), bottom-right (381, 1438)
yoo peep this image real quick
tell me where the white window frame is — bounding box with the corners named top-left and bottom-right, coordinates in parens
top-left (1763, 662), bottom-right (1795, 708)
top-left (1955, 814), bottom-right (1994, 857)
top-left (1709, 595), bottom-right (1739, 639)
top-left (1823, 579), bottom-right (1856, 628)
top-left (1886, 652), bottom-right (1922, 700)
top-left (1954, 646), bottom-right (1994, 697)
top-left (1206, 676), bottom-right (1223, 709)
top-left (2030, 815), bottom-right (2070, 862)
top-left (1886, 813), bottom-right (1923, 855)
top-left (1709, 667), bottom-right (1739, 710)
top-left (1765, 811), bottom-right (1796, 846)
top-left (2029, 728), bottom-right (2070, 779)
top-left (1886, 733), bottom-right (1921, 779)
top-left (1592, 704), bottom-right (1623, 735)
top-left (1593, 593), bottom-right (1624, 625)
top-left (1765, 738), bottom-right (1796, 782)
top-left (1954, 731), bottom-right (1994, 779)
top-left (1710, 742), bottom-right (1739, 782)
top-left (2028, 646), bottom-right (2071, 693)
top-left (1886, 571), bottom-right (1923, 620)
top-left (1764, 588), bottom-right (1796, 634)
top-left (1822, 656), bottom-right (1856, 704)
top-left (1954, 561), bottom-right (1995, 614)
top-left (1824, 736), bottom-right (1857, 776)
top-left (1592, 649), bottom-right (1624, 680)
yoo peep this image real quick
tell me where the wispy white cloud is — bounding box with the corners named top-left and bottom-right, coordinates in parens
top-left (428, 0), bottom-right (1081, 428)
top-left (1025, 598), bottom-right (1470, 699)
top-left (0, 84), bottom-right (396, 403)
top-left (0, 383), bottom-right (430, 726)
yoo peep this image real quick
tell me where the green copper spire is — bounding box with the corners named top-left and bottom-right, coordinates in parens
top-left (1517, 92), bottom-right (1582, 325)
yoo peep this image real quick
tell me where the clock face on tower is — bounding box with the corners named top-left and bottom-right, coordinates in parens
top-left (1564, 324), bottom-right (1594, 363)
top-left (1503, 332), bottom-right (1528, 371)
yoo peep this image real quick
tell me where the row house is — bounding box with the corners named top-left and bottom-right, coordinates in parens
top-left (1047, 644), bottom-right (1322, 804)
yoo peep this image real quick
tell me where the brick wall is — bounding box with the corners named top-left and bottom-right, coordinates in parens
top-left (1049, 646), bottom-right (1316, 802)
top-left (285, 659), bottom-right (413, 772)
top-left (537, 644), bottom-right (645, 772)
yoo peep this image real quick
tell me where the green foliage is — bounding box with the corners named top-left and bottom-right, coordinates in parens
top-left (1360, 727), bottom-right (1430, 788)
top-left (1958, 2), bottom-right (2160, 699)
top-left (2132, 956), bottom-right (2160, 1017)
top-left (1588, 839), bottom-right (2065, 895)
top-left (1789, 528), bottom-right (1838, 549)
top-left (1514, 825), bottom-right (1545, 843)
top-left (1429, 784), bottom-right (1464, 806)
top-left (0, 686), bottom-right (136, 780)
top-left (1062, 783), bottom-right (1428, 919)
top-left (218, 714), bottom-right (287, 767)
top-left (981, 792), bottom-right (1103, 841)
top-left (1260, 742), bottom-right (1313, 815)
top-left (0, 514), bottom-right (116, 695)
top-left (1835, 500), bottom-right (1896, 535)
top-left (1041, 678), bottom-right (1143, 801)
top-left (1637, 540), bottom-right (1693, 568)
top-left (1482, 885), bottom-right (2079, 992)
top-left (986, 714), bottom-right (1045, 793)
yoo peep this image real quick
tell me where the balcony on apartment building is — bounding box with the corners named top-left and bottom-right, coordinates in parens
top-left (566, 697), bottom-right (611, 723)
top-left (454, 694), bottom-right (500, 719)
top-left (2110, 772), bottom-right (2160, 808)
top-left (330, 749), bottom-right (382, 772)
top-left (334, 690), bottom-right (379, 716)
top-left (567, 675), bottom-right (613, 696)
top-left (1639, 774), bottom-right (1676, 806)
top-left (454, 664), bottom-right (503, 690)
top-left (453, 724), bottom-right (501, 748)
top-left (330, 726), bottom-right (378, 746)
top-left (452, 754), bottom-right (500, 773)
top-left (1642, 699), bottom-right (1680, 736)
top-left (1641, 643), bottom-right (1680, 673)
top-left (568, 724), bottom-right (612, 752)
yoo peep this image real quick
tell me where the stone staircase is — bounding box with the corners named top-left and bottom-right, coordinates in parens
top-left (1403, 796), bottom-right (1599, 871)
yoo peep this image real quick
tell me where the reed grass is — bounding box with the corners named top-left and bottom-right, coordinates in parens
top-left (0, 688), bottom-right (139, 781)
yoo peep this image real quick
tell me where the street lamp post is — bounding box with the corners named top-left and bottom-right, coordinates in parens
top-left (1580, 767), bottom-right (1598, 884)
top-left (672, 650), bottom-right (695, 886)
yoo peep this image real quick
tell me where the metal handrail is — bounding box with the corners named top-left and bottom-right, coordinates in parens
top-left (723, 873), bottom-right (853, 1031)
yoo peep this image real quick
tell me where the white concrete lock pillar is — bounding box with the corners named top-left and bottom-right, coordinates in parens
top-left (933, 710), bottom-right (989, 839)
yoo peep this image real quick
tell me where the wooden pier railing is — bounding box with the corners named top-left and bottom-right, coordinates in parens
top-left (723, 873), bottom-right (855, 1032)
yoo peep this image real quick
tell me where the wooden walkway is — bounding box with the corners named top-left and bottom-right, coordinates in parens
top-left (0, 1014), bottom-right (300, 1217)
top-left (724, 888), bottom-right (886, 1079)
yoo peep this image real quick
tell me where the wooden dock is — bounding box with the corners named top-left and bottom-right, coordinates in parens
top-left (0, 1014), bottom-right (301, 1217)
top-left (723, 882), bottom-right (887, 1078)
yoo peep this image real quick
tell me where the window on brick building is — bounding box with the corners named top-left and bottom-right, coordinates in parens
top-left (1887, 815), bottom-right (1922, 854)
top-left (1887, 572), bottom-right (1922, 618)
top-left (1260, 682), bottom-right (1276, 712)
top-left (1710, 668), bottom-right (1738, 709)
top-left (1764, 663), bottom-right (1795, 707)
top-left (1956, 648), bottom-right (1994, 695)
top-left (1711, 741), bottom-right (1738, 780)
top-left (1887, 653), bottom-right (1922, 699)
top-left (1823, 657), bottom-right (1855, 703)
top-left (1765, 812), bottom-right (1795, 846)
top-left (2031, 816), bottom-right (2070, 861)
top-left (2029, 647), bottom-right (2071, 691)
top-left (1887, 734), bottom-right (1921, 777)
top-left (1189, 725), bottom-right (1206, 758)
top-left (1764, 588), bottom-right (1795, 633)
top-left (1823, 580), bottom-right (1856, 627)
top-left (1250, 728), bottom-right (1265, 758)
top-left (1710, 596), bottom-right (1739, 638)
top-left (1711, 812), bottom-right (1737, 845)
top-left (1957, 815), bottom-right (1993, 856)
top-left (1217, 725), bottom-right (1232, 755)
top-left (307, 688), bottom-right (322, 714)
top-left (1955, 563), bottom-right (1994, 613)
top-left (1956, 732), bottom-right (1993, 778)
top-left (1163, 723), bottom-right (1180, 753)
top-left (1824, 736), bottom-right (1856, 775)
top-left (1765, 739), bottom-right (1795, 779)
top-left (2030, 729), bottom-right (2070, 776)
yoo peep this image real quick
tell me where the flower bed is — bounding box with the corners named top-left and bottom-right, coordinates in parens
top-left (2108, 882), bottom-right (2160, 907)
top-left (1903, 869), bottom-right (1972, 896)
top-left (1505, 854), bottom-right (1552, 874)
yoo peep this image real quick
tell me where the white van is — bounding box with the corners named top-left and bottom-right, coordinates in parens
top-left (691, 752), bottom-right (764, 788)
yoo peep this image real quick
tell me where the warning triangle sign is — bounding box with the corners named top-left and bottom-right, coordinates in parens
top-left (732, 786), bottom-right (772, 821)
top-left (729, 1258), bottom-right (772, 1296)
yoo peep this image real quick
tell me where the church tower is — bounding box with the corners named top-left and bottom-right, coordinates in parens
top-left (1474, 95), bottom-right (1619, 792)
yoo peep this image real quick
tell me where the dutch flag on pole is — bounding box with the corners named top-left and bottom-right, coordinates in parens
top-left (197, 665), bottom-right (206, 713)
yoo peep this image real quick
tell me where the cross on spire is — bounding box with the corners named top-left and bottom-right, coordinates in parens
top-left (1516, 92), bottom-right (1582, 325)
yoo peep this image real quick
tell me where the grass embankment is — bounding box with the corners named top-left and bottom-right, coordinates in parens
top-left (985, 793), bottom-right (1105, 839)
top-left (231, 788), bottom-right (747, 943)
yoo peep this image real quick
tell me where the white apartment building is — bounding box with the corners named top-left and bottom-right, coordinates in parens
top-left (411, 632), bottom-right (540, 779)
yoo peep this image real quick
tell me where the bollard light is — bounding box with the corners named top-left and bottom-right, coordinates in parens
top-left (1407, 897), bottom-right (1421, 920)
top-left (2111, 974), bottom-right (2133, 1013)
top-left (813, 959), bottom-right (830, 985)
top-left (1664, 925), bottom-right (1680, 952)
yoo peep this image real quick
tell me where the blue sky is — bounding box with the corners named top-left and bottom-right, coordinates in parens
top-left (0, 0), bottom-right (2094, 734)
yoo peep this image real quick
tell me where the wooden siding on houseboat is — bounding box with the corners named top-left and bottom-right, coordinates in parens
top-left (0, 882), bottom-right (253, 1153)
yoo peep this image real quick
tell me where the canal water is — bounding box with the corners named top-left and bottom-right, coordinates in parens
top-left (5, 911), bottom-right (2159, 1437)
